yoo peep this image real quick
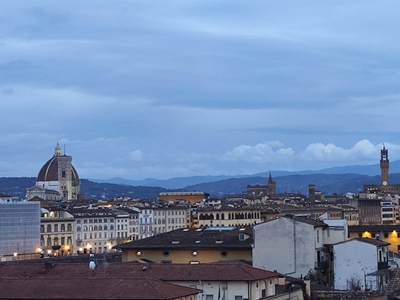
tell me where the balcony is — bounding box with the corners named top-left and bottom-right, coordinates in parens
top-left (378, 261), bottom-right (389, 270)
top-left (315, 261), bottom-right (328, 269)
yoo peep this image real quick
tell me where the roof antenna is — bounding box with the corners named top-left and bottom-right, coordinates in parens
top-left (64, 144), bottom-right (66, 155)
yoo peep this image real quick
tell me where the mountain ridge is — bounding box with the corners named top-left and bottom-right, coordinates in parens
top-left (88, 160), bottom-right (400, 189)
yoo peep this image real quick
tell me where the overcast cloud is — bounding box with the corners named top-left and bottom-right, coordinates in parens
top-left (1, 1), bottom-right (400, 180)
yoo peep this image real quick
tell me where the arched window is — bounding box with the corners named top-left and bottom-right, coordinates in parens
top-left (104, 225), bottom-right (108, 230)
top-left (110, 225), bottom-right (114, 230)
top-left (83, 226), bottom-right (88, 231)
top-left (216, 213), bottom-right (220, 220)
top-left (98, 225), bottom-right (102, 231)
top-left (77, 226), bottom-right (81, 232)
top-left (221, 213), bottom-right (225, 220)
top-left (94, 225), bottom-right (98, 231)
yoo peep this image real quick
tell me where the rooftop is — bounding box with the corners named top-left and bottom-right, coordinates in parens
top-left (115, 226), bottom-right (253, 250)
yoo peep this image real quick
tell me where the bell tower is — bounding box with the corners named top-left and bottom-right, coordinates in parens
top-left (380, 144), bottom-right (389, 186)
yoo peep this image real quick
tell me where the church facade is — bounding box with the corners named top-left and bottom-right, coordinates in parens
top-left (26, 143), bottom-right (81, 200)
top-left (247, 172), bottom-right (276, 196)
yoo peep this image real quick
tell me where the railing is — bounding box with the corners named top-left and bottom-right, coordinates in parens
top-left (378, 261), bottom-right (389, 270)
top-left (315, 261), bottom-right (328, 268)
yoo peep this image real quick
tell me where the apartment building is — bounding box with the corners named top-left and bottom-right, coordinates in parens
top-left (68, 208), bottom-right (116, 254)
top-left (40, 208), bottom-right (74, 256)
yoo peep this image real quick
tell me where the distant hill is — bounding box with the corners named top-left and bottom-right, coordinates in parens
top-left (1, 172), bottom-right (400, 199)
top-left (89, 160), bottom-right (400, 189)
top-left (185, 173), bottom-right (400, 196)
top-left (0, 178), bottom-right (178, 200)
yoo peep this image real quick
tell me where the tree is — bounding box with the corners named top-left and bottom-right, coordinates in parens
top-left (346, 277), bottom-right (362, 291)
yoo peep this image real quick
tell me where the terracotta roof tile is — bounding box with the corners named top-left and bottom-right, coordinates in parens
top-left (0, 277), bottom-right (199, 299)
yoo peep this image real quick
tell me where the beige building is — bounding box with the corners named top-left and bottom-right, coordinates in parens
top-left (153, 206), bottom-right (190, 235)
top-left (197, 205), bottom-right (262, 227)
top-left (40, 208), bottom-right (74, 256)
top-left (158, 191), bottom-right (209, 205)
top-left (348, 224), bottom-right (400, 254)
top-left (116, 226), bottom-right (253, 264)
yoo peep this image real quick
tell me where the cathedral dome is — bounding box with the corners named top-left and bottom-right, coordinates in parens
top-left (29, 142), bottom-right (81, 200)
top-left (37, 156), bottom-right (80, 183)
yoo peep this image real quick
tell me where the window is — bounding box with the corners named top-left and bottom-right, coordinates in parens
top-left (77, 220), bottom-right (81, 224)
top-left (54, 224), bottom-right (58, 232)
top-left (61, 237), bottom-right (65, 245)
top-left (67, 224), bottom-right (72, 231)
top-left (77, 226), bottom-right (81, 232)
top-left (41, 225), bottom-right (44, 233)
top-left (61, 224), bottom-right (65, 232)
top-left (62, 171), bottom-right (66, 178)
top-left (235, 296), bottom-right (243, 300)
top-left (205, 295), bottom-right (213, 300)
top-left (47, 225), bottom-right (52, 233)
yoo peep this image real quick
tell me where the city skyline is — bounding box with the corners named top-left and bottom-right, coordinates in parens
top-left (1, 1), bottom-right (400, 180)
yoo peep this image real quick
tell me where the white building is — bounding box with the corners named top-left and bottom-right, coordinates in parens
top-left (381, 201), bottom-right (396, 225)
top-left (253, 215), bottom-right (348, 280)
top-left (333, 238), bottom-right (390, 291)
top-left (138, 208), bottom-right (154, 239)
top-left (69, 208), bottom-right (116, 254)
top-left (114, 210), bottom-right (130, 242)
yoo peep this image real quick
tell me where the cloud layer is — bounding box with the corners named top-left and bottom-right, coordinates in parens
top-left (1, 1), bottom-right (400, 179)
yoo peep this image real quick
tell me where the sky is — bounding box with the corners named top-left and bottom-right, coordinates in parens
top-left (1, 1), bottom-right (400, 180)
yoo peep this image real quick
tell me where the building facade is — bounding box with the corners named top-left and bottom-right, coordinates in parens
top-left (333, 238), bottom-right (390, 291)
top-left (40, 208), bottom-right (74, 256)
top-left (0, 199), bottom-right (40, 257)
